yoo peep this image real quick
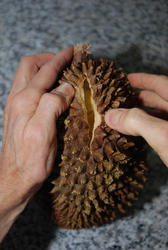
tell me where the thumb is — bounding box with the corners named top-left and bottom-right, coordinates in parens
top-left (105, 108), bottom-right (168, 165)
top-left (105, 108), bottom-right (143, 137)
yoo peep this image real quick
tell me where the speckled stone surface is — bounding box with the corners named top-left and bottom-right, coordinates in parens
top-left (0, 0), bottom-right (168, 249)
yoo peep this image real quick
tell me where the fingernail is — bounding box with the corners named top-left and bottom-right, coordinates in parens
top-left (57, 83), bottom-right (74, 96)
top-left (105, 109), bottom-right (123, 126)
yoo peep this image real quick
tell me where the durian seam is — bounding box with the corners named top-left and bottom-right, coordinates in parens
top-left (75, 76), bottom-right (101, 148)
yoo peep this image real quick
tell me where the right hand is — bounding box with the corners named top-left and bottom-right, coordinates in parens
top-left (105, 73), bottom-right (168, 167)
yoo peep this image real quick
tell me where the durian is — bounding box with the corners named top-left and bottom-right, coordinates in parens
top-left (35, 44), bottom-right (147, 229)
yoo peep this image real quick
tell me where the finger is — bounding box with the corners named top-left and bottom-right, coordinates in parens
top-left (105, 108), bottom-right (168, 166)
top-left (10, 52), bottom-right (56, 96)
top-left (34, 82), bottom-right (74, 128)
top-left (128, 73), bottom-right (168, 102)
top-left (6, 47), bottom-right (73, 122)
top-left (138, 90), bottom-right (168, 113)
top-left (26, 47), bottom-right (73, 94)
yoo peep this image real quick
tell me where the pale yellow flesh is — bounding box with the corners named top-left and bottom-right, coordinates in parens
top-left (77, 78), bottom-right (101, 147)
top-left (84, 79), bottom-right (95, 140)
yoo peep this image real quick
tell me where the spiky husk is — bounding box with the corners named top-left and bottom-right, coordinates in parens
top-left (35, 44), bottom-right (147, 229)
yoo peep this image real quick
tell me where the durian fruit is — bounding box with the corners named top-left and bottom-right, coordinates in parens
top-left (36, 44), bottom-right (147, 229)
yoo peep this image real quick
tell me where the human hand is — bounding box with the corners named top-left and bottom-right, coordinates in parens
top-left (0, 48), bottom-right (74, 241)
top-left (105, 73), bottom-right (168, 167)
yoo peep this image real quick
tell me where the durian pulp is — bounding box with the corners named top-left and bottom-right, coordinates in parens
top-left (84, 79), bottom-right (95, 140)
top-left (77, 77), bottom-right (101, 148)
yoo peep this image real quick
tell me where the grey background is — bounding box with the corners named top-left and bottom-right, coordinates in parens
top-left (0, 0), bottom-right (168, 249)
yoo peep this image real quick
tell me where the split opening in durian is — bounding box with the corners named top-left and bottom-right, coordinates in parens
top-left (82, 78), bottom-right (101, 147)
top-left (76, 75), bottom-right (101, 148)
top-left (84, 79), bottom-right (95, 140)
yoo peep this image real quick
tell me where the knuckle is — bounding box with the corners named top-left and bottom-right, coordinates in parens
top-left (126, 107), bottom-right (142, 124)
top-left (157, 126), bottom-right (168, 148)
top-left (47, 60), bottom-right (64, 77)
top-left (42, 92), bottom-right (66, 107)
top-left (40, 92), bottom-right (67, 118)
top-left (123, 108), bottom-right (146, 135)
top-left (54, 56), bottom-right (66, 71)
top-left (46, 55), bottom-right (67, 76)
top-left (10, 92), bottom-right (25, 113)
top-left (157, 75), bottom-right (168, 81)
top-left (19, 56), bottom-right (32, 67)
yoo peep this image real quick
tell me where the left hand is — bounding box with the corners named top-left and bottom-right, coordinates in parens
top-left (0, 47), bottom-right (74, 242)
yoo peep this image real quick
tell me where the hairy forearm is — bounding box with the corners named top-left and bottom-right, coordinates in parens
top-left (0, 159), bottom-right (35, 242)
top-left (0, 197), bottom-right (26, 242)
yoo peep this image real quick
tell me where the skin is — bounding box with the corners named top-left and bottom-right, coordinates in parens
top-left (0, 47), bottom-right (167, 242)
top-left (0, 47), bottom-right (74, 242)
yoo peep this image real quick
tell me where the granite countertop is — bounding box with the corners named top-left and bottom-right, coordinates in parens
top-left (0, 0), bottom-right (168, 249)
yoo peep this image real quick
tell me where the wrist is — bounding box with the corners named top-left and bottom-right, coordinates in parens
top-left (0, 156), bottom-right (39, 242)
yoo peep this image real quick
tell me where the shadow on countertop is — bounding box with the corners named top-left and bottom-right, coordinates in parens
top-left (1, 45), bottom-right (168, 250)
top-left (0, 201), bottom-right (58, 250)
